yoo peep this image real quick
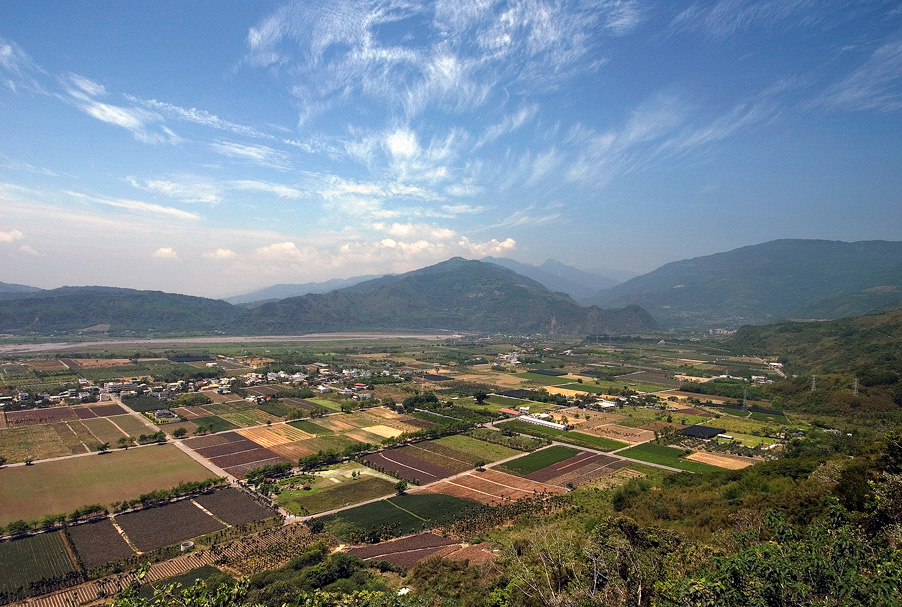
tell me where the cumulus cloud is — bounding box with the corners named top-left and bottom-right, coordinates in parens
top-left (202, 248), bottom-right (238, 260)
top-left (0, 228), bottom-right (24, 242)
top-left (151, 247), bottom-right (177, 259)
top-left (18, 244), bottom-right (39, 256)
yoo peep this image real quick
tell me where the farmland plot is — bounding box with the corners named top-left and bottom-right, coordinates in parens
top-left (0, 531), bottom-right (77, 598)
top-left (346, 532), bottom-right (458, 568)
top-left (115, 499), bottom-right (225, 552)
top-left (277, 474), bottom-right (397, 516)
top-left (0, 444), bottom-right (213, 526)
top-left (0, 423), bottom-right (77, 463)
top-left (80, 417), bottom-right (128, 444)
top-left (363, 449), bottom-right (455, 484)
top-left (6, 407), bottom-right (77, 427)
top-left (68, 518), bottom-right (136, 569)
top-left (193, 488), bottom-right (277, 526)
top-left (415, 468), bottom-right (567, 505)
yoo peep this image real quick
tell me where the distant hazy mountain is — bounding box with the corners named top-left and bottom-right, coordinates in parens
top-left (0, 286), bottom-right (243, 335)
top-left (223, 275), bottom-right (382, 306)
top-left (0, 260), bottom-right (658, 336)
top-left (586, 240), bottom-right (902, 329)
top-left (480, 257), bottom-right (621, 300)
top-left (246, 258), bottom-right (659, 335)
top-left (0, 281), bottom-right (43, 298)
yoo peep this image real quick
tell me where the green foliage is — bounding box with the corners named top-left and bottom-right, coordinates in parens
top-left (497, 446), bottom-right (579, 476)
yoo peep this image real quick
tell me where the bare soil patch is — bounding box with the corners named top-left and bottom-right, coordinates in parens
top-left (684, 451), bottom-right (756, 470)
top-left (6, 407), bottom-right (77, 427)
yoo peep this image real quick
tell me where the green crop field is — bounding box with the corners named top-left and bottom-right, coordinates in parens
top-left (107, 414), bottom-right (155, 437)
top-left (288, 419), bottom-right (333, 434)
top-left (190, 415), bottom-right (238, 434)
top-left (615, 407), bottom-right (712, 428)
top-left (319, 493), bottom-right (478, 540)
top-left (277, 474), bottom-right (396, 516)
top-left (80, 417), bottom-right (128, 444)
top-left (0, 444), bottom-right (215, 526)
top-left (432, 434), bottom-right (519, 462)
top-left (496, 445), bottom-right (580, 476)
top-left (0, 531), bottom-right (77, 597)
top-left (497, 420), bottom-right (628, 452)
top-left (0, 423), bottom-right (84, 464)
top-left (559, 380), bottom-right (669, 394)
top-left (617, 443), bottom-right (721, 473)
top-left (516, 372), bottom-right (572, 385)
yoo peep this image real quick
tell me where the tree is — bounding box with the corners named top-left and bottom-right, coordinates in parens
top-left (474, 391), bottom-right (488, 405)
top-left (474, 459), bottom-right (487, 471)
top-left (0, 455), bottom-right (6, 467)
top-left (172, 427), bottom-right (187, 438)
top-left (118, 436), bottom-right (132, 449)
top-left (24, 457), bottom-right (34, 465)
top-left (395, 479), bottom-right (408, 495)
top-left (97, 442), bottom-right (111, 454)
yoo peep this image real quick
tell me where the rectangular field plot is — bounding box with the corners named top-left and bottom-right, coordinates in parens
top-left (277, 473), bottom-right (397, 516)
top-left (0, 530), bottom-right (77, 597)
top-left (524, 451), bottom-right (628, 486)
top-left (516, 372), bottom-right (573, 385)
top-left (106, 414), bottom-right (154, 437)
top-left (403, 435), bottom-right (519, 474)
top-left (414, 468), bottom-right (567, 505)
top-left (0, 444), bottom-right (214, 526)
top-left (80, 417), bottom-right (129, 444)
top-left (237, 424), bottom-right (313, 447)
top-left (496, 420), bottom-right (628, 452)
top-left (288, 419), bottom-right (333, 434)
top-left (684, 451), bottom-right (756, 470)
top-left (346, 532), bottom-right (458, 568)
top-left (190, 415), bottom-right (239, 434)
top-left (89, 404), bottom-right (128, 417)
top-left (193, 487), bottom-right (277, 526)
top-left (186, 430), bottom-right (287, 477)
top-left (497, 446), bottom-right (580, 476)
top-left (0, 423), bottom-right (80, 464)
top-left (363, 449), bottom-right (455, 484)
top-left (318, 493), bottom-right (479, 541)
top-left (116, 499), bottom-right (225, 552)
top-left (6, 406), bottom-right (77, 427)
top-left (68, 518), bottom-right (136, 569)
top-left (617, 443), bottom-right (722, 473)
top-left (572, 422), bottom-right (655, 444)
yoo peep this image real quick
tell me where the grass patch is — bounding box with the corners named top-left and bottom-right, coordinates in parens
top-left (277, 475), bottom-right (395, 516)
top-left (318, 493), bottom-right (478, 541)
top-left (516, 372), bottom-right (572, 385)
top-left (0, 444), bottom-right (214, 526)
top-left (288, 419), bottom-right (333, 435)
top-left (496, 445), bottom-right (580, 476)
top-left (432, 434), bottom-right (519, 462)
top-left (190, 416), bottom-right (238, 434)
top-left (136, 565), bottom-right (222, 598)
top-left (617, 443), bottom-right (721, 473)
top-left (497, 420), bottom-right (628, 452)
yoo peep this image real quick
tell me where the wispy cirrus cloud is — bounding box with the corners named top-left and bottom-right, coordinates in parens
top-left (818, 39), bottom-right (902, 112)
top-left (63, 74), bottom-right (180, 144)
top-left (210, 141), bottom-right (292, 170)
top-left (0, 37), bottom-right (46, 93)
top-left (65, 190), bottom-right (201, 220)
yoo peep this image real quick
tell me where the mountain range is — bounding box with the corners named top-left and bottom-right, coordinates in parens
top-left (480, 257), bottom-right (623, 300)
top-left (586, 239), bottom-right (902, 328)
top-left (0, 259), bottom-right (658, 336)
top-left (222, 276), bottom-right (382, 307)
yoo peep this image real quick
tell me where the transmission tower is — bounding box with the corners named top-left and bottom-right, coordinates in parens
top-left (811, 375), bottom-right (816, 392)
top-left (742, 388), bottom-right (748, 412)
top-left (853, 377), bottom-right (859, 397)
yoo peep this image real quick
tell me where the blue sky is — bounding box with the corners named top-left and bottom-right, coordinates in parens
top-left (1, 0), bottom-right (900, 298)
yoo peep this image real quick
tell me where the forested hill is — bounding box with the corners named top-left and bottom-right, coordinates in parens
top-left (727, 310), bottom-right (902, 376)
top-left (245, 258), bottom-right (660, 335)
top-left (0, 287), bottom-right (244, 335)
top-left (0, 260), bottom-right (660, 336)
top-left (587, 239), bottom-right (902, 328)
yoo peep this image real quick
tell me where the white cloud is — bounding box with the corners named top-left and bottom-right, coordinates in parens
top-left (457, 236), bottom-right (516, 256)
top-left (230, 180), bottom-right (302, 198)
top-left (819, 40), bottom-right (902, 113)
top-left (151, 247), bottom-right (177, 259)
top-left (210, 141), bottom-right (292, 170)
top-left (385, 129), bottom-right (419, 159)
top-left (65, 190), bottom-right (202, 220)
top-left (0, 228), bottom-right (24, 243)
top-left (18, 244), bottom-right (39, 256)
top-left (202, 248), bottom-right (238, 260)
top-left (128, 178), bottom-right (221, 204)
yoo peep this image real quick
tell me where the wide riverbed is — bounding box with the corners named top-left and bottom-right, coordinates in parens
top-left (0, 332), bottom-right (461, 354)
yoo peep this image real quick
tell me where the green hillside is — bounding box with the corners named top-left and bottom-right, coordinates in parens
top-left (588, 239), bottom-right (902, 328)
